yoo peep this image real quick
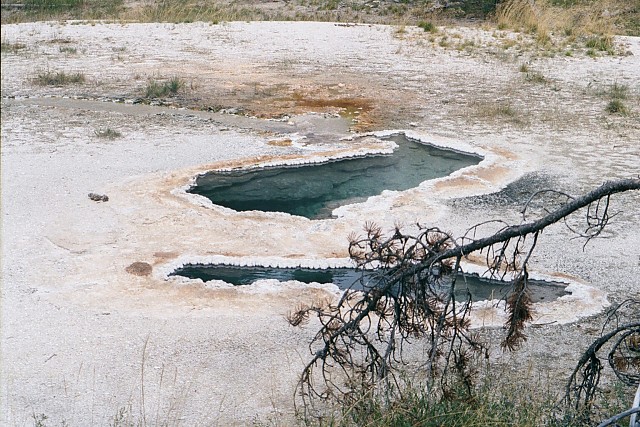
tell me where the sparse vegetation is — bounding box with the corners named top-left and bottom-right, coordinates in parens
top-left (94, 128), bottom-right (122, 139)
top-left (1, 0), bottom-right (636, 39)
top-left (144, 77), bottom-right (183, 98)
top-left (1, 40), bottom-right (27, 54)
top-left (32, 412), bottom-right (48, 427)
top-left (494, 0), bottom-right (631, 52)
top-left (418, 21), bottom-right (437, 33)
top-left (33, 70), bottom-right (85, 86)
top-left (609, 82), bottom-right (629, 100)
top-left (321, 374), bottom-right (560, 427)
top-left (606, 99), bottom-right (628, 115)
top-left (525, 70), bottom-right (548, 84)
top-left (59, 46), bottom-right (77, 54)
top-left (473, 101), bottom-right (524, 125)
top-left (585, 34), bottom-right (614, 52)
top-left (604, 83), bottom-right (630, 115)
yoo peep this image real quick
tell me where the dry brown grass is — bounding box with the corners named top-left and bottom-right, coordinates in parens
top-left (496, 0), bottom-right (625, 49)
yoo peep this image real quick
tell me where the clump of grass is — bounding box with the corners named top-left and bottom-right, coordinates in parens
top-left (1, 40), bottom-right (28, 54)
top-left (418, 21), bottom-right (437, 33)
top-left (94, 128), bottom-right (122, 139)
top-left (605, 99), bottom-right (628, 114)
top-left (609, 82), bottom-right (628, 100)
top-left (326, 374), bottom-right (559, 427)
top-left (493, 104), bottom-right (518, 117)
top-left (497, 0), bottom-right (551, 45)
top-left (471, 101), bottom-right (525, 126)
top-left (59, 46), bottom-right (77, 54)
top-left (585, 34), bottom-right (614, 52)
top-left (24, 0), bottom-right (83, 11)
top-left (394, 25), bottom-right (406, 36)
top-left (519, 63), bottom-right (529, 72)
top-left (144, 77), bottom-right (182, 98)
top-left (32, 412), bottom-right (49, 427)
top-left (604, 83), bottom-right (629, 115)
top-left (33, 70), bottom-right (85, 86)
top-left (496, 0), bottom-right (622, 51)
top-left (525, 71), bottom-right (547, 84)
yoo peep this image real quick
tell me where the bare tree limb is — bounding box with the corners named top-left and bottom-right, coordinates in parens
top-left (290, 177), bottom-right (640, 416)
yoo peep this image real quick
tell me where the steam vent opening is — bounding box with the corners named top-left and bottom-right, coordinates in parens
top-left (170, 265), bottom-right (569, 303)
top-left (188, 133), bottom-right (481, 219)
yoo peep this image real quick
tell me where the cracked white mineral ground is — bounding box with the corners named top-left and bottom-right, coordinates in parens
top-left (1, 21), bottom-right (639, 425)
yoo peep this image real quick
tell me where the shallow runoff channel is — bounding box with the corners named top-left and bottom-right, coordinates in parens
top-left (188, 133), bottom-right (481, 219)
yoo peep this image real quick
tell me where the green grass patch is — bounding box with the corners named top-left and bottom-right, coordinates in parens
top-left (585, 35), bottom-right (614, 52)
top-left (144, 77), bottom-right (183, 98)
top-left (418, 21), bottom-right (437, 33)
top-left (605, 99), bottom-right (628, 115)
top-left (33, 70), bottom-right (85, 86)
top-left (59, 46), bottom-right (78, 54)
top-left (603, 83), bottom-right (630, 115)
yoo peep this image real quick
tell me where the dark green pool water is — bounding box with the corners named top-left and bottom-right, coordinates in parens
top-left (170, 264), bottom-right (568, 303)
top-left (188, 134), bottom-right (481, 219)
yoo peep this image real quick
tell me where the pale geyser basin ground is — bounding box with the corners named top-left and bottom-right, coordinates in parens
top-left (2, 21), bottom-right (640, 425)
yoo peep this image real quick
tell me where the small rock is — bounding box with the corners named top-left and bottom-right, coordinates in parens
top-left (88, 193), bottom-right (109, 202)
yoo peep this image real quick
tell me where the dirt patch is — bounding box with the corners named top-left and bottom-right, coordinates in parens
top-left (267, 138), bottom-right (293, 147)
top-left (125, 261), bottom-right (153, 276)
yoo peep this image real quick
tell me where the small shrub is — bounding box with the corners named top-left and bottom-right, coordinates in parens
top-left (609, 82), bottom-right (628, 100)
top-left (585, 35), bottom-right (614, 52)
top-left (418, 21), bottom-right (437, 33)
top-left (519, 63), bottom-right (529, 73)
top-left (34, 70), bottom-right (85, 86)
top-left (494, 104), bottom-right (517, 117)
top-left (605, 99), bottom-right (628, 115)
top-left (94, 128), bottom-right (122, 139)
top-left (32, 413), bottom-right (48, 427)
top-left (1, 41), bottom-right (27, 53)
top-left (59, 46), bottom-right (77, 54)
top-left (525, 71), bottom-right (547, 83)
top-left (144, 76), bottom-right (182, 98)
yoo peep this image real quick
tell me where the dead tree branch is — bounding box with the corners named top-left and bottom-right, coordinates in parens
top-left (289, 178), bottom-right (639, 414)
top-left (564, 299), bottom-right (640, 425)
